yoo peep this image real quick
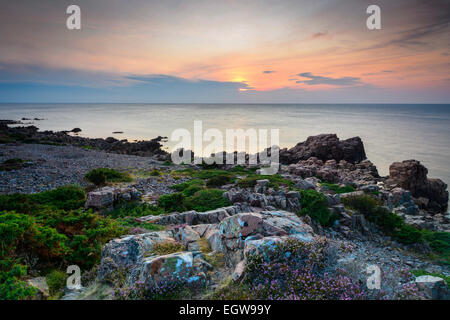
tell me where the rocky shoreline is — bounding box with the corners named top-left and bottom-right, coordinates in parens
top-left (1, 120), bottom-right (449, 300)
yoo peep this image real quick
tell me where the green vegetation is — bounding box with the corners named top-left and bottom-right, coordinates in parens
top-left (0, 158), bottom-right (27, 171)
top-left (0, 185), bottom-right (86, 214)
top-left (298, 189), bottom-right (337, 227)
top-left (183, 189), bottom-right (230, 212)
top-left (0, 186), bottom-right (131, 299)
top-left (411, 270), bottom-right (450, 286)
top-left (320, 182), bottom-right (355, 194)
top-left (148, 242), bottom-right (184, 256)
top-left (0, 259), bottom-right (37, 300)
top-left (204, 252), bottom-right (225, 269)
top-left (85, 168), bottom-right (132, 186)
top-left (158, 193), bottom-right (186, 212)
top-left (149, 169), bottom-right (161, 176)
top-left (159, 188), bottom-right (230, 213)
top-left (108, 202), bottom-right (165, 218)
top-left (237, 174), bottom-right (294, 189)
top-left (206, 175), bottom-right (234, 187)
top-left (342, 195), bottom-right (450, 264)
top-left (46, 270), bottom-right (67, 296)
top-left (198, 237), bottom-right (212, 254)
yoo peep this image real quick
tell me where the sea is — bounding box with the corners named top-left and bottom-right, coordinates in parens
top-left (1, 103), bottom-right (449, 186)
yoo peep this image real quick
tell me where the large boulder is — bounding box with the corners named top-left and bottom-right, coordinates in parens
top-left (279, 134), bottom-right (366, 165)
top-left (387, 160), bottom-right (448, 213)
top-left (85, 186), bottom-right (141, 211)
top-left (210, 211), bottom-right (315, 266)
top-left (128, 251), bottom-right (209, 286)
top-left (415, 275), bottom-right (449, 300)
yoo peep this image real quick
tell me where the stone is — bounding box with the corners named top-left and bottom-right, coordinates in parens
top-left (232, 260), bottom-right (246, 282)
top-left (294, 178), bottom-right (315, 190)
top-left (415, 275), bottom-right (449, 300)
top-left (84, 186), bottom-right (142, 211)
top-left (387, 160), bottom-right (448, 213)
top-left (130, 251), bottom-right (208, 286)
top-left (279, 134), bottom-right (366, 165)
top-left (254, 179), bottom-right (270, 193)
top-left (26, 277), bottom-right (49, 299)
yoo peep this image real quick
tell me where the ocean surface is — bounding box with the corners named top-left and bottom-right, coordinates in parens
top-left (1, 103), bottom-right (449, 185)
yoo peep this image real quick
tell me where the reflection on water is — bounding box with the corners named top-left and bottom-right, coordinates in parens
top-left (1, 103), bottom-right (449, 183)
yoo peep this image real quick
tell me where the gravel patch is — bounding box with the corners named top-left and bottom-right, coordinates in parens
top-left (0, 144), bottom-right (167, 194)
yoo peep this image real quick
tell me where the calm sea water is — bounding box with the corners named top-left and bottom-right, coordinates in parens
top-left (1, 103), bottom-right (449, 185)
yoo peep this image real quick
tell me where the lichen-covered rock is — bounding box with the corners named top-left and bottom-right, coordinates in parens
top-left (415, 275), bottom-right (449, 300)
top-left (209, 211), bottom-right (315, 266)
top-left (384, 187), bottom-right (419, 216)
top-left (97, 231), bottom-right (175, 281)
top-left (127, 251), bottom-right (210, 287)
top-left (85, 186), bottom-right (141, 210)
top-left (137, 204), bottom-right (249, 226)
top-left (26, 277), bottom-right (49, 300)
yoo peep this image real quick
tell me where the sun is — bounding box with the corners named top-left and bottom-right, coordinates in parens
top-left (231, 76), bottom-right (247, 83)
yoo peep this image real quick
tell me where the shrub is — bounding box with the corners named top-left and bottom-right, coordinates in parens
top-left (116, 217), bottom-right (165, 233)
top-left (149, 169), bottom-right (161, 176)
top-left (206, 175), bottom-right (234, 187)
top-left (158, 193), bottom-right (186, 212)
top-left (242, 238), bottom-right (365, 300)
top-left (0, 185), bottom-right (86, 214)
top-left (411, 270), bottom-right (450, 286)
top-left (321, 182), bottom-right (355, 194)
top-left (85, 168), bottom-right (132, 186)
top-left (108, 203), bottom-right (165, 219)
top-left (184, 189), bottom-right (230, 212)
top-left (182, 185), bottom-right (204, 197)
top-left (115, 275), bottom-right (197, 300)
top-left (237, 177), bottom-right (258, 188)
top-left (238, 174), bottom-right (293, 189)
top-left (298, 189), bottom-right (336, 227)
top-left (0, 259), bottom-right (37, 300)
top-left (46, 270), bottom-right (67, 296)
top-left (342, 195), bottom-right (424, 245)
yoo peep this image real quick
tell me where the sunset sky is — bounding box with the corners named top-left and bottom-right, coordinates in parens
top-left (0, 0), bottom-right (449, 103)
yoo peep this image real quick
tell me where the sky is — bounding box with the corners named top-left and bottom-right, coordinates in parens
top-left (0, 0), bottom-right (449, 103)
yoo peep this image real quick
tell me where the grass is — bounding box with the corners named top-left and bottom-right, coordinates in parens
top-left (297, 189), bottom-right (337, 227)
top-left (85, 168), bottom-right (133, 186)
top-left (237, 174), bottom-right (294, 189)
top-left (342, 194), bottom-right (450, 264)
top-left (148, 242), bottom-right (184, 256)
top-left (320, 182), bottom-right (355, 194)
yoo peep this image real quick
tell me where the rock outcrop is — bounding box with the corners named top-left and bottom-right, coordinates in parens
top-left (279, 134), bottom-right (366, 165)
top-left (287, 157), bottom-right (379, 186)
top-left (85, 186), bottom-right (142, 211)
top-left (97, 209), bottom-right (315, 289)
top-left (387, 160), bottom-right (448, 213)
